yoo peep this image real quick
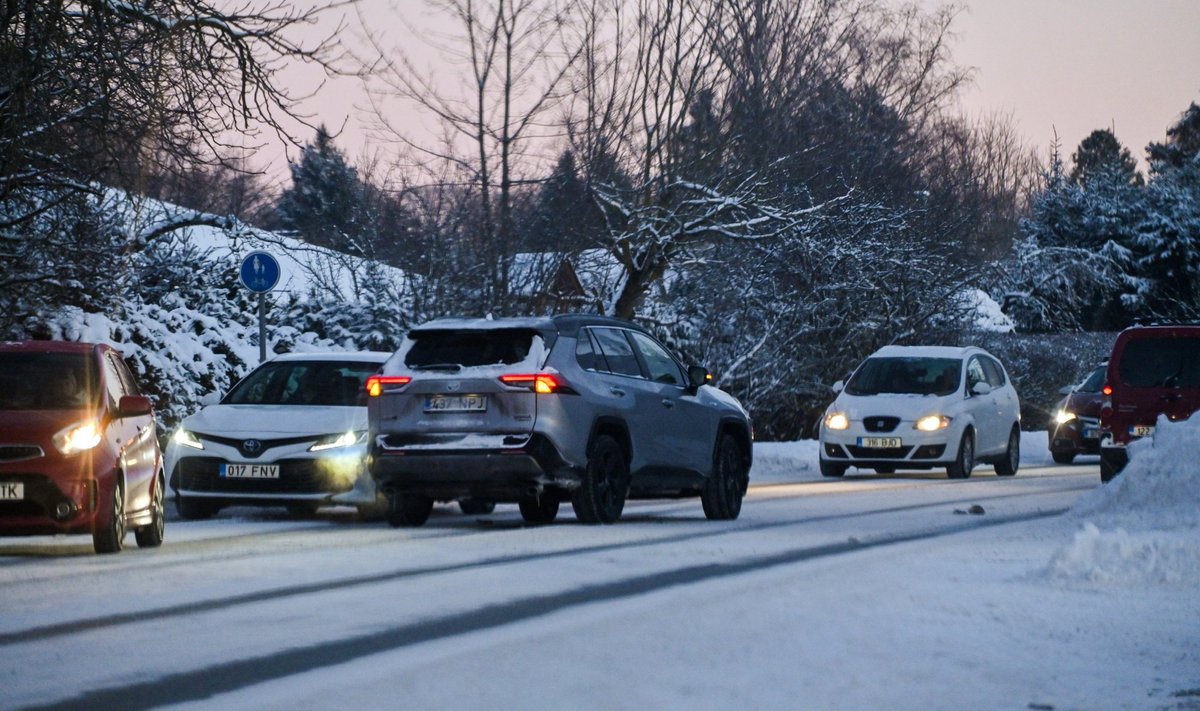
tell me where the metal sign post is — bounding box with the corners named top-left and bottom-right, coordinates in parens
top-left (239, 251), bottom-right (282, 363)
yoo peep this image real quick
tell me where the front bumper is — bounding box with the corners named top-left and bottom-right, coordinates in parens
top-left (0, 462), bottom-right (107, 536)
top-left (1048, 416), bottom-right (1101, 454)
top-left (169, 442), bottom-right (372, 505)
top-left (820, 424), bottom-right (958, 469)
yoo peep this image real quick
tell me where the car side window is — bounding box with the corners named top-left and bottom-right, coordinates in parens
top-left (575, 328), bottom-right (609, 373)
top-left (982, 357), bottom-right (1006, 388)
top-left (966, 357), bottom-right (988, 390)
top-left (102, 354), bottom-right (127, 410)
top-left (591, 328), bottom-right (644, 378)
top-left (114, 355), bottom-right (142, 396)
top-left (629, 332), bottom-right (684, 386)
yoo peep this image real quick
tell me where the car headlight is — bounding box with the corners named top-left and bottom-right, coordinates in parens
top-left (1054, 409), bottom-right (1076, 425)
top-left (53, 420), bottom-right (102, 455)
top-left (309, 430), bottom-right (366, 452)
top-left (914, 415), bottom-right (951, 432)
top-left (824, 412), bottom-right (850, 431)
top-left (172, 428), bottom-right (205, 450)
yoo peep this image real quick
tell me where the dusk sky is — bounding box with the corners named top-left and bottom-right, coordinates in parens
top-left (273, 0), bottom-right (1200, 178)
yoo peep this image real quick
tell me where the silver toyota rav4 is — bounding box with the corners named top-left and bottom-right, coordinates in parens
top-left (367, 315), bottom-right (752, 526)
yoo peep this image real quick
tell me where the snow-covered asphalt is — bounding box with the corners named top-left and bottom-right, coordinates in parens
top-left (1, 451), bottom-right (1196, 710)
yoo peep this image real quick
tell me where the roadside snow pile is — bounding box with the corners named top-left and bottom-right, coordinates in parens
top-left (1046, 416), bottom-right (1200, 584)
top-left (750, 441), bottom-right (819, 483)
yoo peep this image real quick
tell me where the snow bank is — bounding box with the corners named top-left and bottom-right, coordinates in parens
top-left (1046, 416), bottom-right (1200, 584)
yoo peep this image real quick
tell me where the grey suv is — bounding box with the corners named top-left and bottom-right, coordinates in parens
top-left (367, 315), bottom-right (752, 526)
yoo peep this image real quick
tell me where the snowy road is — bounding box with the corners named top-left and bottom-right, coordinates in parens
top-left (2, 457), bottom-right (1197, 710)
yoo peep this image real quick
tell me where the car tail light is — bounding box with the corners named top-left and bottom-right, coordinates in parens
top-left (499, 373), bottom-right (564, 394)
top-left (1102, 384), bottom-right (1112, 396)
top-left (366, 375), bottom-right (411, 397)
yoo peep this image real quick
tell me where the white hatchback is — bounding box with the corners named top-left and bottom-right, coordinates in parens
top-left (165, 351), bottom-right (390, 518)
top-left (819, 346), bottom-right (1021, 478)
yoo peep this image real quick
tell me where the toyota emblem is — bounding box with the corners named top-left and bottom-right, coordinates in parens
top-left (445, 382), bottom-right (461, 392)
top-left (242, 439), bottom-right (262, 454)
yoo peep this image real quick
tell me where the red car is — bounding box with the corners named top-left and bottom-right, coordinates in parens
top-left (1047, 364), bottom-right (1106, 464)
top-left (1099, 325), bottom-right (1200, 482)
top-left (0, 341), bottom-right (165, 553)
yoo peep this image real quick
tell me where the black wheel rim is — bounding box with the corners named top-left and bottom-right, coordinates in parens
top-left (720, 444), bottom-right (741, 505)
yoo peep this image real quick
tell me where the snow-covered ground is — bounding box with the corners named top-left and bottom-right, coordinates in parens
top-left (2, 426), bottom-right (1197, 710)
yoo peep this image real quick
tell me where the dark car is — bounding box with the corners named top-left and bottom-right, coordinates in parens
top-left (368, 315), bottom-right (753, 526)
top-left (0, 341), bottom-right (164, 553)
top-left (1099, 325), bottom-right (1200, 482)
top-left (1047, 364), bottom-right (1107, 464)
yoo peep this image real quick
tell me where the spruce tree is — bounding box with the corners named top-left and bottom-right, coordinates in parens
top-left (276, 126), bottom-right (364, 253)
top-left (1069, 129), bottom-right (1142, 187)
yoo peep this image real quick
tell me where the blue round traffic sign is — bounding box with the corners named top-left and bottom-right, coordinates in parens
top-left (239, 251), bottom-right (281, 293)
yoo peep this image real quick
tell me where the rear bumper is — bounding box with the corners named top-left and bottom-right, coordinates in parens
top-left (370, 434), bottom-right (580, 500)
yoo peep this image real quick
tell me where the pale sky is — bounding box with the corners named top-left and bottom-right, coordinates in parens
top-left (270, 0), bottom-right (1200, 179)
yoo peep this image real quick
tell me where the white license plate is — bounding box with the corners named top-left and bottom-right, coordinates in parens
top-left (0, 482), bottom-right (23, 500)
top-left (858, 437), bottom-right (902, 448)
top-left (1082, 427), bottom-right (1100, 440)
top-left (424, 394), bottom-right (487, 413)
top-left (220, 463), bottom-right (280, 479)
top-left (1129, 425), bottom-right (1155, 437)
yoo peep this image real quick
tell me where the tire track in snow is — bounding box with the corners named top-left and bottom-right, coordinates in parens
top-left (0, 481), bottom-right (1091, 648)
top-left (22, 506), bottom-right (1070, 711)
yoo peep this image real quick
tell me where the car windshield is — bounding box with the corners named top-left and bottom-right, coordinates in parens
top-left (1118, 337), bottom-right (1200, 388)
top-left (405, 329), bottom-right (536, 368)
top-left (1076, 365), bottom-right (1107, 393)
top-left (0, 352), bottom-right (99, 410)
top-left (845, 357), bottom-right (962, 396)
top-left (224, 360), bottom-right (381, 406)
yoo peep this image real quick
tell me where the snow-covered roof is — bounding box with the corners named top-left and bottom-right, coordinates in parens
top-left (411, 317), bottom-right (557, 332)
top-left (870, 345), bottom-right (983, 360)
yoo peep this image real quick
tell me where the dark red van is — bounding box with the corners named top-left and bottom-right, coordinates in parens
top-left (1099, 326), bottom-right (1200, 482)
top-left (0, 341), bottom-right (165, 553)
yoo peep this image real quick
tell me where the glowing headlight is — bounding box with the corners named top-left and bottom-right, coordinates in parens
top-left (914, 415), bottom-right (951, 432)
top-left (53, 420), bottom-right (102, 455)
top-left (1054, 409), bottom-right (1076, 425)
top-left (309, 430), bottom-right (366, 452)
top-left (825, 413), bottom-right (850, 431)
top-left (172, 428), bottom-right (204, 450)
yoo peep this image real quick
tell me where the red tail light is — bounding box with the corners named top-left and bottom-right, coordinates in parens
top-left (499, 373), bottom-right (563, 394)
top-left (1102, 384), bottom-right (1113, 396)
top-left (366, 375), bottom-right (411, 397)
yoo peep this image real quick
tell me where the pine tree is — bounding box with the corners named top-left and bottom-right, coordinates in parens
top-left (276, 127), bottom-right (365, 254)
top-left (1069, 129), bottom-right (1142, 187)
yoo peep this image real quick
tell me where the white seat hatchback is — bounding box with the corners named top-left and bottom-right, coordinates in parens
top-left (819, 346), bottom-right (1021, 478)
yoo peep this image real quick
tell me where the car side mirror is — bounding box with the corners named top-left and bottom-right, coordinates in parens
top-left (117, 395), bottom-right (153, 418)
top-left (970, 382), bottom-right (993, 396)
top-left (832, 380), bottom-right (844, 394)
top-left (200, 393), bottom-right (221, 407)
top-left (687, 365), bottom-right (711, 390)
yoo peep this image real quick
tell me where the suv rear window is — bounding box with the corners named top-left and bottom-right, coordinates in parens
top-left (1117, 337), bottom-right (1200, 388)
top-left (406, 329), bottom-right (537, 369)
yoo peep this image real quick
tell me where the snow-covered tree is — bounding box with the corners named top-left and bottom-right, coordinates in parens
top-left (1069, 129), bottom-right (1143, 187)
top-left (276, 127), bottom-right (366, 254)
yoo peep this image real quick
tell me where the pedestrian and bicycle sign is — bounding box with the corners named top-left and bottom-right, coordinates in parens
top-left (239, 251), bottom-right (281, 293)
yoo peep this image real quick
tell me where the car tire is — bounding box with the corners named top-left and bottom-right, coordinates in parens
top-left (1100, 452), bottom-right (1123, 483)
top-left (819, 459), bottom-right (847, 477)
top-left (702, 434), bottom-right (746, 520)
top-left (386, 493), bottom-right (433, 527)
top-left (177, 495), bottom-right (219, 520)
top-left (134, 473), bottom-right (166, 548)
top-left (571, 434), bottom-right (629, 524)
top-left (994, 427), bottom-right (1020, 477)
top-left (458, 498), bottom-right (496, 516)
top-left (519, 494), bottom-right (559, 524)
top-left (947, 431), bottom-right (974, 479)
top-left (93, 478), bottom-right (126, 555)
top-left (1051, 451), bottom-right (1076, 465)
top-left (874, 465), bottom-right (896, 475)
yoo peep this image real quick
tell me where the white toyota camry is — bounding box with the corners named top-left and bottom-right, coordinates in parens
top-left (165, 352), bottom-right (390, 519)
top-left (819, 345), bottom-right (1021, 479)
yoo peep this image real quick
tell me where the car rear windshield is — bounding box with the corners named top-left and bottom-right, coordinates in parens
top-left (0, 352), bottom-right (99, 410)
top-left (845, 357), bottom-right (962, 396)
top-left (224, 360), bottom-right (382, 406)
top-left (405, 329), bottom-right (537, 369)
top-left (1117, 337), bottom-right (1200, 388)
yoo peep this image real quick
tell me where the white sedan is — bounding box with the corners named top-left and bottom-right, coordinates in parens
top-left (819, 345), bottom-right (1021, 478)
top-left (165, 352), bottom-right (390, 518)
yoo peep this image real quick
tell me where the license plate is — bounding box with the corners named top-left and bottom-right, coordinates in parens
top-left (424, 394), bottom-right (487, 413)
top-left (858, 437), bottom-right (902, 448)
top-left (220, 463), bottom-right (280, 479)
top-left (0, 482), bottom-right (23, 500)
top-left (1129, 425), bottom-right (1155, 437)
top-left (1082, 427), bottom-right (1100, 440)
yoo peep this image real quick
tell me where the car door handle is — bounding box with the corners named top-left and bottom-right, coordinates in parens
top-left (609, 387), bottom-right (626, 397)
top-left (661, 399), bottom-right (675, 408)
